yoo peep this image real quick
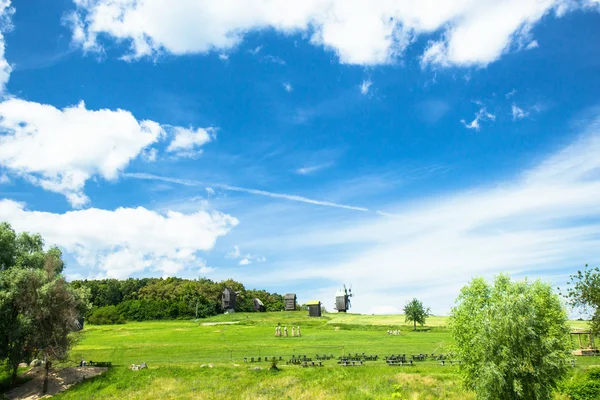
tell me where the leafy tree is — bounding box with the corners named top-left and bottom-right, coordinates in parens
top-left (451, 275), bottom-right (570, 400)
top-left (0, 222), bottom-right (16, 271)
top-left (0, 223), bottom-right (88, 390)
top-left (403, 298), bottom-right (431, 331)
top-left (563, 264), bottom-right (600, 334)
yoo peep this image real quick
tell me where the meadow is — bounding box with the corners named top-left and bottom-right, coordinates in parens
top-left (38, 313), bottom-right (600, 399)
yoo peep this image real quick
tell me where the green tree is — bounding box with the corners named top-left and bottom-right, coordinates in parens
top-left (563, 264), bottom-right (600, 334)
top-left (403, 298), bottom-right (431, 331)
top-left (0, 223), bottom-right (88, 389)
top-left (451, 275), bottom-right (570, 400)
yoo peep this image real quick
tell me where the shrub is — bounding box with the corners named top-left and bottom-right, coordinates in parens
top-left (559, 368), bottom-right (600, 400)
top-left (87, 306), bottom-right (126, 325)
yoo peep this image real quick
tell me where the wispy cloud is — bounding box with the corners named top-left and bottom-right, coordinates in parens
top-left (360, 79), bottom-right (372, 95)
top-left (227, 245), bottom-right (265, 266)
top-left (262, 55), bottom-right (286, 65)
top-left (461, 107), bottom-right (496, 131)
top-left (124, 172), bottom-right (370, 212)
top-left (283, 82), bottom-right (293, 92)
top-left (248, 45), bottom-right (262, 55)
top-left (296, 162), bottom-right (333, 175)
top-left (526, 40), bottom-right (539, 50)
top-left (505, 89), bottom-right (517, 99)
top-left (512, 104), bottom-right (529, 120)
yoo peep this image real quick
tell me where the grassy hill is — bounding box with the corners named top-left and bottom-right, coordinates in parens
top-left (35, 312), bottom-right (599, 399)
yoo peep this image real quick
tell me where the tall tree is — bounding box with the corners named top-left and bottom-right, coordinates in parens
top-left (403, 298), bottom-right (431, 331)
top-left (563, 264), bottom-right (600, 334)
top-left (451, 275), bottom-right (570, 400)
top-left (0, 223), bottom-right (88, 389)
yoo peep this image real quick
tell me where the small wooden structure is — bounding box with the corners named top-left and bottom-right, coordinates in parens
top-left (253, 298), bottom-right (266, 312)
top-left (571, 329), bottom-right (599, 355)
top-left (284, 293), bottom-right (297, 311)
top-left (307, 300), bottom-right (322, 317)
top-left (222, 288), bottom-right (237, 312)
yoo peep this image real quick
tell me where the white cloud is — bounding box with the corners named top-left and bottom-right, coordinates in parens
top-left (248, 45), bottom-right (262, 55)
top-left (0, 99), bottom-right (165, 207)
top-left (0, 0), bottom-right (13, 93)
top-left (0, 199), bottom-right (238, 279)
top-left (238, 114), bottom-right (600, 314)
top-left (283, 82), bottom-right (293, 92)
top-left (505, 89), bottom-right (517, 99)
top-left (360, 79), bottom-right (372, 95)
top-left (227, 245), bottom-right (241, 259)
top-left (262, 55), bottom-right (286, 65)
top-left (526, 40), bottom-right (539, 49)
top-left (461, 107), bottom-right (496, 130)
top-left (218, 53), bottom-right (229, 61)
top-left (0, 173), bottom-right (9, 184)
top-left (166, 126), bottom-right (216, 158)
top-left (227, 245), bottom-right (265, 265)
top-left (142, 148), bottom-right (158, 162)
top-left (512, 104), bottom-right (529, 120)
top-left (296, 163), bottom-right (333, 175)
top-left (68, 0), bottom-right (587, 67)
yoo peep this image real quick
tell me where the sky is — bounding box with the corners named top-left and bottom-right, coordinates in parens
top-left (1, 0), bottom-right (600, 315)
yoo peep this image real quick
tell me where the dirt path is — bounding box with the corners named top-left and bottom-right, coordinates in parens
top-left (201, 321), bottom-right (240, 326)
top-left (6, 366), bottom-right (107, 399)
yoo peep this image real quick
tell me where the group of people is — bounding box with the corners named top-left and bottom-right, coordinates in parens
top-left (275, 325), bottom-right (301, 337)
top-left (387, 329), bottom-right (401, 335)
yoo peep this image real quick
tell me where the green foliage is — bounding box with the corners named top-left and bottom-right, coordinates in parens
top-left (564, 264), bottom-right (600, 334)
top-left (450, 274), bottom-right (571, 400)
top-left (403, 298), bottom-right (431, 331)
top-left (87, 306), bottom-right (126, 325)
top-left (75, 276), bottom-right (284, 324)
top-left (0, 222), bottom-right (16, 271)
top-left (0, 222), bottom-right (88, 388)
top-left (558, 368), bottom-right (600, 400)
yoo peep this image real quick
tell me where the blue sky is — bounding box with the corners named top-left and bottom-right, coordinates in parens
top-left (1, 0), bottom-right (600, 314)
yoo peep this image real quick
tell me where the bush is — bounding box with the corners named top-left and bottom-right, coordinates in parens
top-left (87, 306), bottom-right (126, 325)
top-left (559, 368), bottom-right (600, 400)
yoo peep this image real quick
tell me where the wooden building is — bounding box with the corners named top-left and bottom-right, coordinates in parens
top-left (222, 288), bottom-right (237, 312)
top-left (253, 298), bottom-right (266, 312)
top-left (284, 293), bottom-right (297, 311)
top-left (307, 300), bottom-right (322, 317)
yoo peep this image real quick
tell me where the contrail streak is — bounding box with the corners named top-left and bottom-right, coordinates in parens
top-left (124, 172), bottom-right (370, 212)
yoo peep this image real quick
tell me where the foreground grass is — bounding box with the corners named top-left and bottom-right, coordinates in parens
top-left (53, 365), bottom-right (470, 400)
top-left (27, 313), bottom-right (600, 399)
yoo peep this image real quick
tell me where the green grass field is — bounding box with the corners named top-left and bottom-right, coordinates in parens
top-left (26, 313), bottom-right (600, 399)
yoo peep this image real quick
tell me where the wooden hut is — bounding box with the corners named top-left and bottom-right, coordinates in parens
top-left (284, 293), bottom-right (297, 311)
top-left (307, 300), bottom-right (322, 317)
top-left (222, 288), bottom-right (237, 312)
top-left (253, 298), bottom-right (266, 312)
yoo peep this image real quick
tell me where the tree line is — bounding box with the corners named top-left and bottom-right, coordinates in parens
top-left (71, 277), bottom-right (286, 324)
